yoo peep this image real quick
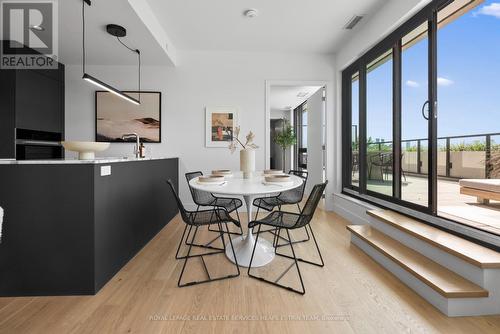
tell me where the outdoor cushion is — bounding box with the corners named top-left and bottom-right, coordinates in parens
top-left (459, 179), bottom-right (500, 193)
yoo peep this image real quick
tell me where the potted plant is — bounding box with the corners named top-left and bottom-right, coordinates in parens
top-left (273, 119), bottom-right (297, 171)
top-left (229, 126), bottom-right (259, 178)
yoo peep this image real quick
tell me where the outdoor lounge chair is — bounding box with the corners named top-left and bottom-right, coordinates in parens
top-left (459, 179), bottom-right (500, 204)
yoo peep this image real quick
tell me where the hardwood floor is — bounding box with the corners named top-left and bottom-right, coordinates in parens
top-left (1, 205), bottom-right (500, 334)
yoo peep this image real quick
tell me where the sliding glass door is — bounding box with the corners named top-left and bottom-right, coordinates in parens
top-left (401, 22), bottom-right (431, 208)
top-left (342, 0), bottom-right (439, 212)
top-left (343, 13), bottom-right (434, 212)
top-left (366, 50), bottom-right (394, 196)
top-left (342, 0), bottom-right (500, 237)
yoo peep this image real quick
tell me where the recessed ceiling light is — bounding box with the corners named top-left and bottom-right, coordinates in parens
top-left (244, 9), bottom-right (258, 18)
top-left (297, 92), bottom-right (309, 98)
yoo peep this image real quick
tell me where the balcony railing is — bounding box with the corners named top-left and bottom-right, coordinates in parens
top-left (364, 132), bottom-right (500, 179)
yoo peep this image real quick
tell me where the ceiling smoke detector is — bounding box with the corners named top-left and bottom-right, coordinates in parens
top-left (244, 9), bottom-right (258, 18)
top-left (343, 15), bottom-right (364, 30)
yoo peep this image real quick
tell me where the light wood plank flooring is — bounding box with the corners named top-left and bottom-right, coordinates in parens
top-left (1, 205), bottom-right (499, 334)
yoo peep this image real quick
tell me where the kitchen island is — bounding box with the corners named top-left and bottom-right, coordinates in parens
top-left (0, 157), bottom-right (178, 296)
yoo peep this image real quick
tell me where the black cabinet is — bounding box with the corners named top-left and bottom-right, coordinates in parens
top-left (15, 66), bottom-right (64, 133)
top-left (0, 63), bottom-right (65, 159)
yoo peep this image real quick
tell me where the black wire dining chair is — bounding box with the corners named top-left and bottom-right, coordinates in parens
top-left (247, 181), bottom-right (327, 295)
top-left (166, 180), bottom-right (240, 287)
top-left (252, 170), bottom-right (310, 245)
top-left (185, 171), bottom-right (244, 243)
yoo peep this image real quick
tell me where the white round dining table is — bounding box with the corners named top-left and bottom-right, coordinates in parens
top-left (189, 172), bottom-right (303, 267)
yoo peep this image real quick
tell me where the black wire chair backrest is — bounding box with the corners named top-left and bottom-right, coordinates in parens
top-left (166, 179), bottom-right (191, 224)
top-left (185, 171), bottom-right (215, 206)
top-left (278, 170), bottom-right (308, 204)
top-left (295, 181), bottom-right (328, 228)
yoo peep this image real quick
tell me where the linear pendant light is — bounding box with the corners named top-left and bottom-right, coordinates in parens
top-left (81, 0), bottom-right (140, 105)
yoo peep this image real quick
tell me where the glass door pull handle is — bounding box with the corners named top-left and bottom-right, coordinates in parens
top-left (422, 100), bottom-right (430, 120)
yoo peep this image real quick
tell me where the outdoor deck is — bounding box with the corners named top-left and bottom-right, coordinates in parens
top-left (352, 174), bottom-right (500, 235)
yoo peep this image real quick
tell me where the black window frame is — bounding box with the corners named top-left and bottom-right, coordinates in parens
top-left (294, 102), bottom-right (308, 170)
top-left (340, 0), bottom-right (499, 233)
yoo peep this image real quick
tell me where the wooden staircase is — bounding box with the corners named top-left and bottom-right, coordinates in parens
top-left (347, 209), bottom-right (500, 316)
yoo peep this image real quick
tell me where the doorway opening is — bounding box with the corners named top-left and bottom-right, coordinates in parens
top-left (267, 83), bottom-right (326, 193)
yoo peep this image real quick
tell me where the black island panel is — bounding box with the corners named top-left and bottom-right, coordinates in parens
top-left (0, 158), bottom-right (179, 296)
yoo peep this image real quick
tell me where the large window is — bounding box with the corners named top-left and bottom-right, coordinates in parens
top-left (351, 73), bottom-right (360, 188)
top-left (294, 102), bottom-right (308, 170)
top-left (342, 0), bottom-right (500, 237)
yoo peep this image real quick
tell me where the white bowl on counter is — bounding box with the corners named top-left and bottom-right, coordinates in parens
top-left (61, 141), bottom-right (110, 160)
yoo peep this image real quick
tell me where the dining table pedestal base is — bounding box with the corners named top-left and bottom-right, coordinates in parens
top-left (225, 194), bottom-right (275, 267)
top-left (225, 231), bottom-right (275, 267)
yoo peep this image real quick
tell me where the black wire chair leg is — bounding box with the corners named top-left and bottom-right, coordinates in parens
top-left (217, 222), bottom-right (226, 249)
top-left (209, 209), bottom-right (243, 236)
top-left (247, 224), bottom-right (261, 276)
top-left (185, 221), bottom-right (200, 245)
top-left (275, 224), bottom-right (324, 267)
top-left (235, 209), bottom-right (244, 235)
top-left (274, 226), bottom-right (310, 247)
top-left (178, 229), bottom-right (195, 287)
top-left (285, 229), bottom-right (305, 294)
top-left (175, 224), bottom-right (190, 260)
top-left (254, 205), bottom-right (260, 221)
top-left (184, 224), bottom-right (225, 251)
top-left (248, 225), bottom-right (305, 295)
top-left (272, 227), bottom-right (280, 248)
top-left (224, 221), bottom-right (240, 275)
top-left (178, 222), bottom-right (240, 287)
top-left (307, 224), bottom-right (324, 267)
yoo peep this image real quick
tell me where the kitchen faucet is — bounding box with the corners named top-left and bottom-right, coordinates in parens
top-left (121, 133), bottom-right (140, 158)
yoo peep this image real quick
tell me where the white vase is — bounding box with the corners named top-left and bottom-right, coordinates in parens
top-left (240, 148), bottom-right (256, 179)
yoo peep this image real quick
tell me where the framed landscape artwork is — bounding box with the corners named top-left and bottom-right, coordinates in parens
top-left (205, 106), bottom-right (239, 147)
top-left (96, 91), bottom-right (161, 143)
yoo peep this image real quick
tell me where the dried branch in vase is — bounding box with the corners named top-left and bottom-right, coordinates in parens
top-left (228, 126), bottom-right (259, 153)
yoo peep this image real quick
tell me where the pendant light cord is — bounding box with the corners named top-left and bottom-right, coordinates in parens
top-left (82, 0), bottom-right (86, 75)
top-left (117, 36), bottom-right (141, 103)
top-left (81, 0), bottom-right (141, 104)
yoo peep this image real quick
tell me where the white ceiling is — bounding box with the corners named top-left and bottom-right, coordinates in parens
top-left (145, 0), bottom-right (388, 54)
top-left (56, 0), bottom-right (389, 66)
top-left (58, 0), bottom-right (170, 65)
top-left (270, 85), bottom-right (323, 111)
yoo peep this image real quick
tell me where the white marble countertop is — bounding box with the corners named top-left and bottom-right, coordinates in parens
top-left (0, 157), bottom-right (176, 165)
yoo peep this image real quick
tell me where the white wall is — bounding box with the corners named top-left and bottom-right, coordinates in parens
top-left (65, 50), bottom-right (333, 205)
top-left (306, 88), bottom-right (324, 194)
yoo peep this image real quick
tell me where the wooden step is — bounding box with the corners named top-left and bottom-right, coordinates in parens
top-left (347, 225), bottom-right (489, 298)
top-left (367, 210), bottom-right (500, 269)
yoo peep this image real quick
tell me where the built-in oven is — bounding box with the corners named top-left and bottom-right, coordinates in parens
top-left (15, 129), bottom-right (63, 160)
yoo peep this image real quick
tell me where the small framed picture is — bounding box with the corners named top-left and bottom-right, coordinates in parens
top-left (205, 106), bottom-right (239, 147)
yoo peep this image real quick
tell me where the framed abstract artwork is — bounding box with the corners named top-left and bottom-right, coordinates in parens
top-left (95, 91), bottom-right (161, 143)
top-left (205, 106), bottom-right (239, 147)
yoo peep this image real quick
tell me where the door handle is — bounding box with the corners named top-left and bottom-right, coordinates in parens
top-left (421, 100), bottom-right (430, 120)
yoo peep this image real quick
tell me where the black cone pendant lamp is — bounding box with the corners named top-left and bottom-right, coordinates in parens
top-left (81, 0), bottom-right (141, 105)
